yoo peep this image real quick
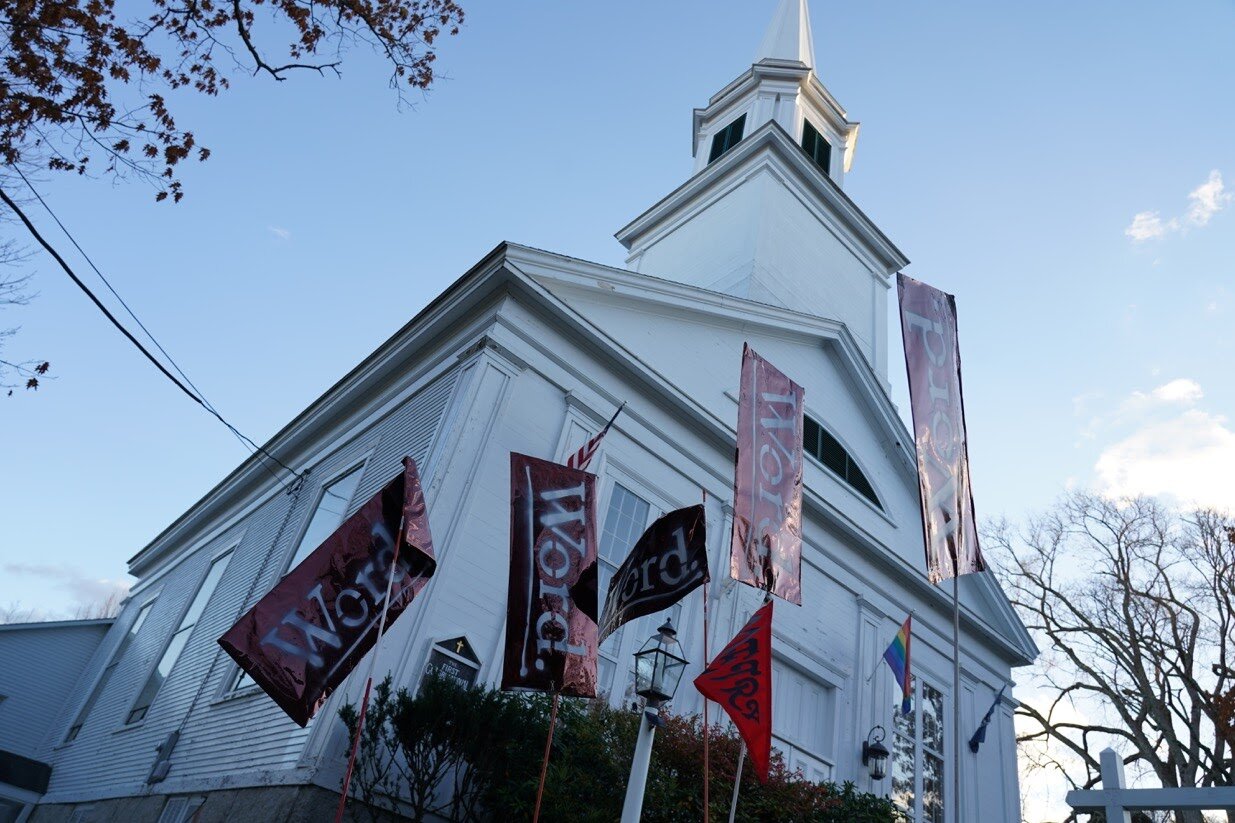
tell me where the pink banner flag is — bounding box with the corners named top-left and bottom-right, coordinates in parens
top-left (218, 457), bottom-right (435, 727)
top-left (502, 453), bottom-right (599, 697)
top-left (730, 344), bottom-right (804, 605)
top-left (897, 274), bottom-right (985, 583)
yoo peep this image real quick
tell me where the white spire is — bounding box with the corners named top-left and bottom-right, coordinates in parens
top-left (755, 0), bottom-right (816, 68)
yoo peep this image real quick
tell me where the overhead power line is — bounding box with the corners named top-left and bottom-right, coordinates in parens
top-left (0, 179), bottom-right (302, 490)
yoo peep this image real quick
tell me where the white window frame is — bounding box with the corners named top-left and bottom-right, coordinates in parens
top-left (157, 795), bottom-right (206, 823)
top-left (63, 597), bottom-right (157, 742)
top-left (801, 407), bottom-right (890, 521)
top-left (228, 457), bottom-right (370, 694)
top-left (769, 654), bottom-right (838, 781)
top-left (891, 672), bottom-right (949, 823)
top-left (124, 544), bottom-right (235, 726)
top-left (592, 458), bottom-right (682, 708)
top-left (279, 459), bottom-right (369, 576)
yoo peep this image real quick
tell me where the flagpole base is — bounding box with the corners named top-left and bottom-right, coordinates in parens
top-left (620, 708), bottom-right (660, 823)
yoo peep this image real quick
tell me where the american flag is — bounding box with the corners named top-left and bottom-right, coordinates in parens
top-left (566, 404), bottom-right (625, 471)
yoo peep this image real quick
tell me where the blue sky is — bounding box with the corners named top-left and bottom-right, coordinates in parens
top-left (2, 0), bottom-right (1232, 639)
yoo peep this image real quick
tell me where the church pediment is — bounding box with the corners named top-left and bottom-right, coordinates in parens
top-left (499, 243), bottom-right (1036, 665)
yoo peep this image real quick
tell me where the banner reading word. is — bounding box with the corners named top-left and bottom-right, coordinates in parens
top-left (897, 274), bottom-right (985, 583)
top-left (730, 344), bottom-right (804, 604)
top-left (598, 504), bottom-right (708, 643)
top-left (694, 600), bottom-right (774, 782)
top-left (218, 457), bottom-right (436, 727)
top-left (502, 453), bottom-right (598, 697)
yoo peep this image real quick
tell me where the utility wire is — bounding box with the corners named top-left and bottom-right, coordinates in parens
top-left (6, 168), bottom-right (287, 488)
top-left (0, 182), bottom-right (302, 490)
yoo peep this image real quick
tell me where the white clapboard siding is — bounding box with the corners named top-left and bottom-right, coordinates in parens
top-left (772, 658), bottom-right (836, 780)
top-left (0, 622), bottom-right (111, 759)
top-left (771, 560), bottom-right (854, 667)
top-left (41, 367), bottom-right (459, 804)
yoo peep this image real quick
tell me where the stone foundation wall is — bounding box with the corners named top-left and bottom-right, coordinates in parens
top-left (28, 784), bottom-right (405, 823)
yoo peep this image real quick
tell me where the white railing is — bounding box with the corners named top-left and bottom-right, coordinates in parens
top-left (1066, 748), bottom-right (1235, 821)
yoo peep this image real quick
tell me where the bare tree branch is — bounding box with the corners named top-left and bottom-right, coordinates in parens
top-left (989, 493), bottom-right (1235, 823)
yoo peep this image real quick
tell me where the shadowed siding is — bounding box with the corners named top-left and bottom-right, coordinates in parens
top-left (41, 366), bottom-right (458, 803)
top-left (0, 622), bottom-right (111, 760)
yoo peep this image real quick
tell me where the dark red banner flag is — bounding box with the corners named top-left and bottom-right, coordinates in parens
top-left (694, 601), bottom-right (774, 782)
top-left (598, 504), bottom-right (708, 643)
top-left (897, 274), bottom-right (985, 584)
top-left (218, 457), bottom-right (435, 727)
top-left (502, 453), bottom-right (598, 697)
top-left (730, 344), bottom-right (804, 604)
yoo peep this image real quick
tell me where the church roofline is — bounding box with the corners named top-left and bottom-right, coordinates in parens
top-left (502, 242), bottom-right (917, 476)
top-left (123, 239), bottom-right (1034, 665)
top-left (621, 119), bottom-right (908, 274)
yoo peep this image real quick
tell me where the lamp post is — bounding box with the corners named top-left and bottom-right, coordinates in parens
top-left (620, 618), bottom-right (689, 823)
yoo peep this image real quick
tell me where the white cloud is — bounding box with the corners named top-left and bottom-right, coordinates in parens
top-left (1124, 170), bottom-right (1229, 243)
top-left (1124, 211), bottom-right (1172, 242)
top-left (1080, 378), bottom-right (1202, 441)
top-left (1185, 170), bottom-right (1232, 227)
top-left (1149, 377), bottom-right (1203, 404)
top-left (1095, 407), bottom-right (1235, 510)
top-left (2, 563), bottom-right (132, 614)
top-left (268, 225), bottom-right (292, 241)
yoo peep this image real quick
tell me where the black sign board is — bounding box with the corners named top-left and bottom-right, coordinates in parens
top-left (426, 636), bottom-right (481, 689)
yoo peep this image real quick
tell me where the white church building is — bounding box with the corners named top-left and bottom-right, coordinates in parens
top-left (12, 1), bottom-right (1036, 820)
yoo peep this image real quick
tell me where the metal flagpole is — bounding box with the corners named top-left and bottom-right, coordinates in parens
top-left (952, 573), bottom-right (962, 823)
top-left (701, 487), bottom-right (711, 823)
top-left (702, 582), bottom-right (711, 821)
top-left (532, 689), bottom-right (561, 823)
top-left (336, 516), bottom-right (408, 823)
top-left (725, 587), bottom-right (770, 823)
top-left (726, 742), bottom-right (746, 823)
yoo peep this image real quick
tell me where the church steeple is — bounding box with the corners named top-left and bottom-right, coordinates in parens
top-left (756, 0), bottom-right (816, 67)
top-left (682, 0), bottom-right (857, 183)
top-left (616, 0), bottom-right (909, 383)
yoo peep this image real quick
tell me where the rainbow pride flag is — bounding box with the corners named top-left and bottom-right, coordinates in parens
top-left (883, 615), bottom-right (913, 715)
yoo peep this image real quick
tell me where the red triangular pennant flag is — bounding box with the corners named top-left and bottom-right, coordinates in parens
top-left (694, 601), bottom-right (773, 782)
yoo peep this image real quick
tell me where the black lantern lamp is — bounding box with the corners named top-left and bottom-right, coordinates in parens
top-left (862, 725), bottom-right (891, 781)
top-left (633, 619), bottom-right (688, 708)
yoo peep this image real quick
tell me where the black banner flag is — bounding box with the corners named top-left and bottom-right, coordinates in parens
top-left (598, 504), bottom-right (708, 642)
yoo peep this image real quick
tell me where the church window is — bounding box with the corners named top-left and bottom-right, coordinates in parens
top-left (127, 550), bottom-right (232, 724)
top-left (804, 415), bottom-right (881, 508)
top-left (891, 677), bottom-right (946, 823)
top-left (771, 659), bottom-right (836, 780)
top-left (597, 484), bottom-right (652, 693)
top-left (708, 114), bottom-right (747, 163)
top-left (286, 465), bottom-right (365, 572)
top-left (801, 120), bottom-right (831, 174)
top-left (232, 463), bottom-right (365, 692)
top-left (65, 599), bottom-right (155, 741)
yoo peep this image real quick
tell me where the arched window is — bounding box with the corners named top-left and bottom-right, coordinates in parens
top-left (804, 415), bottom-right (881, 509)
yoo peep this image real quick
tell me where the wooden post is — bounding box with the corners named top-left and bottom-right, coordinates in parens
top-left (532, 691), bottom-right (561, 823)
top-left (1100, 747), bottom-right (1132, 823)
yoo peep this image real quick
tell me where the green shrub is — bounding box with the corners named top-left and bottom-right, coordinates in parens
top-left (340, 674), bottom-right (901, 822)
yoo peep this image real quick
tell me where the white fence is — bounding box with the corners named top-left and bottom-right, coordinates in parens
top-left (1066, 748), bottom-right (1235, 821)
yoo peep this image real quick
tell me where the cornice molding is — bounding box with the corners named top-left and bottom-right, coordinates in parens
top-left (617, 121), bottom-right (908, 275)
